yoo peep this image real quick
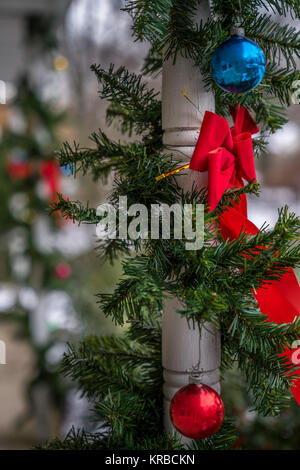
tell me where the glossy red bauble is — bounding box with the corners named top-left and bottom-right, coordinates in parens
top-left (170, 382), bottom-right (224, 439)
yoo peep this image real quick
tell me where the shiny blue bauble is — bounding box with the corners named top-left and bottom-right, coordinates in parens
top-left (61, 164), bottom-right (73, 176)
top-left (211, 35), bottom-right (265, 94)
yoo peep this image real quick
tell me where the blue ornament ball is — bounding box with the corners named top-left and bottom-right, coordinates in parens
top-left (61, 163), bottom-right (73, 176)
top-left (211, 35), bottom-right (265, 94)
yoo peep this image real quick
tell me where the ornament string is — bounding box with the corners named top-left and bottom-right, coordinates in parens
top-left (181, 91), bottom-right (204, 121)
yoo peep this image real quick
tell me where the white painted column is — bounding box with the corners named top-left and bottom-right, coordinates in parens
top-left (161, 1), bottom-right (221, 438)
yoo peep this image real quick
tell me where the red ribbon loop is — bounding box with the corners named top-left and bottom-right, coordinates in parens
top-left (190, 105), bottom-right (257, 212)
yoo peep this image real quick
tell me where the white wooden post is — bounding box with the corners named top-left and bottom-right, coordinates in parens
top-left (161, 1), bottom-right (221, 438)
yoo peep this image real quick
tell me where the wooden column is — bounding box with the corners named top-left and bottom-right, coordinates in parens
top-left (161, 1), bottom-right (221, 438)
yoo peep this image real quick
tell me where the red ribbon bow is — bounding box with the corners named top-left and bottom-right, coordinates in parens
top-left (190, 106), bottom-right (300, 405)
top-left (189, 105), bottom-right (258, 212)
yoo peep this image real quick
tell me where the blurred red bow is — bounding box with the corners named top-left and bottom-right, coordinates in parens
top-left (39, 159), bottom-right (61, 203)
top-left (190, 105), bottom-right (258, 212)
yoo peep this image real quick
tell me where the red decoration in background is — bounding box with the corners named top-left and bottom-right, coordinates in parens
top-left (170, 381), bottom-right (224, 439)
top-left (190, 105), bottom-right (300, 405)
top-left (39, 159), bottom-right (61, 202)
top-left (55, 262), bottom-right (72, 280)
top-left (7, 160), bottom-right (34, 180)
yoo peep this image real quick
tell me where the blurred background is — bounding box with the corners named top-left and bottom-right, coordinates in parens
top-left (0, 0), bottom-right (298, 450)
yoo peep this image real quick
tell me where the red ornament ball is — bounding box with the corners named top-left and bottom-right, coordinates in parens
top-left (7, 161), bottom-right (34, 180)
top-left (55, 262), bottom-right (72, 279)
top-left (170, 382), bottom-right (224, 439)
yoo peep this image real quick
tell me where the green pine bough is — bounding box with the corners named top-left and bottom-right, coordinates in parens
top-left (46, 0), bottom-right (300, 450)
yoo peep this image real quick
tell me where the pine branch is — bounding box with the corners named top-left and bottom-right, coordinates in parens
top-left (234, 349), bottom-right (295, 415)
top-left (142, 46), bottom-right (163, 76)
top-left (49, 0), bottom-right (300, 450)
top-left (41, 425), bottom-right (184, 450)
top-left (263, 64), bottom-right (300, 106)
top-left (91, 64), bottom-right (162, 144)
top-left (211, 0), bottom-right (300, 21)
top-left (57, 134), bottom-right (153, 182)
top-left (123, 0), bottom-right (172, 43)
top-left (94, 390), bottom-right (161, 442)
top-left (243, 14), bottom-right (300, 68)
top-left (40, 427), bottom-right (108, 450)
top-left (50, 195), bottom-right (100, 224)
top-left (124, 1), bottom-right (299, 140)
top-left (60, 334), bottom-right (160, 399)
top-left (219, 302), bottom-right (300, 416)
top-left (97, 256), bottom-right (166, 325)
top-left (59, 310), bottom-right (164, 447)
top-left (96, 237), bottom-right (131, 265)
